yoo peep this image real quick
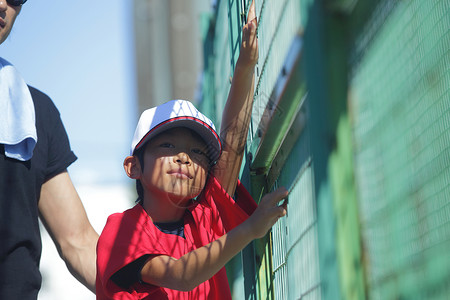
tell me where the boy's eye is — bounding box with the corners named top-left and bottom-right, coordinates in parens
top-left (160, 143), bottom-right (174, 148)
top-left (191, 148), bottom-right (205, 155)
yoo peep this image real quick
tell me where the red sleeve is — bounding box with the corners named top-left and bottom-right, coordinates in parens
top-left (96, 206), bottom-right (167, 299)
top-left (234, 179), bottom-right (258, 215)
top-left (202, 176), bottom-right (257, 232)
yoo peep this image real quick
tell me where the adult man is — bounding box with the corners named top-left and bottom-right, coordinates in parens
top-left (0, 1), bottom-right (98, 298)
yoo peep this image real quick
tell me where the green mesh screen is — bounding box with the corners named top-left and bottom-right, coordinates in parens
top-left (201, 0), bottom-right (320, 298)
top-left (247, 1), bottom-right (320, 298)
top-left (211, 0), bottom-right (233, 119)
top-left (251, 0), bottom-right (303, 141)
top-left (267, 94), bottom-right (321, 299)
top-left (200, 0), bottom-right (449, 299)
top-left (349, 0), bottom-right (450, 299)
top-left (272, 166), bottom-right (321, 299)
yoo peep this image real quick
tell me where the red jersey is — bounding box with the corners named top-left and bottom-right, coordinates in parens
top-left (96, 176), bottom-right (257, 299)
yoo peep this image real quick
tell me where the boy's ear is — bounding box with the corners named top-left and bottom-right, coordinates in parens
top-left (123, 156), bottom-right (141, 179)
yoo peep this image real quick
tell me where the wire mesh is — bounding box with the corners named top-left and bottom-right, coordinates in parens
top-left (272, 165), bottom-right (321, 300)
top-left (213, 0), bottom-right (233, 120)
top-left (251, 0), bottom-right (303, 143)
top-left (269, 99), bottom-right (321, 299)
top-left (350, 0), bottom-right (450, 299)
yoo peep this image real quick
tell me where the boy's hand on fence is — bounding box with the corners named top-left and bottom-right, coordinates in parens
top-left (238, 0), bottom-right (258, 69)
top-left (216, 0), bottom-right (257, 197)
top-left (245, 187), bottom-right (288, 240)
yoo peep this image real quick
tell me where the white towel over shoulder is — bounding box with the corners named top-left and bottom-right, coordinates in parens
top-left (0, 57), bottom-right (37, 161)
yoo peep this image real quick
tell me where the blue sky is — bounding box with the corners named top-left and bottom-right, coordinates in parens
top-left (1, 0), bottom-right (137, 184)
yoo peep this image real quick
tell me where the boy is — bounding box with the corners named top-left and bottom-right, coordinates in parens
top-left (96, 2), bottom-right (288, 299)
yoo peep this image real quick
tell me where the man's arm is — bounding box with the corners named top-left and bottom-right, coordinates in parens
top-left (140, 188), bottom-right (288, 291)
top-left (213, 0), bottom-right (258, 195)
top-left (38, 171), bottom-right (99, 293)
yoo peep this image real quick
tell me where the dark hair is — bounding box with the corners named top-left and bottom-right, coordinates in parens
top-left (134, 146), bottom-right (146, 204)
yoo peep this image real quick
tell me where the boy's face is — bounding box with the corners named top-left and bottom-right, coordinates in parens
top-left (138, 127), bottom-right (210, 206)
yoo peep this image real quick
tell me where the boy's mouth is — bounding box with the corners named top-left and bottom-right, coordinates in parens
top-left (168, 169), bottom-right (193, 179)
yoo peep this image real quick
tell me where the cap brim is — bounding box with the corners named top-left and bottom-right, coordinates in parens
top-left (134, 117), bottom-right (222, 163)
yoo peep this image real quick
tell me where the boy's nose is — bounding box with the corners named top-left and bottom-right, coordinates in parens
top-left (0, 1), bottom-right (7, 11)
top-left (174, 152), bottom-right (191, 165)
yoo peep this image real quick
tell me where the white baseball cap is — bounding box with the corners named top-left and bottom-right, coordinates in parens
top-left (130, 100), bottom-right (222, 162)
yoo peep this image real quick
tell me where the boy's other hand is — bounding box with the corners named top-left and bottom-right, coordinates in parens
top-left (245, 187), bottom-right (288, 239)
top-left (238, 0), bottom-right (258, 69)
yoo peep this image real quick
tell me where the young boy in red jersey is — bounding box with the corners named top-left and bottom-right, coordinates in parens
top-left (96, 2), bottom-right (288, 299)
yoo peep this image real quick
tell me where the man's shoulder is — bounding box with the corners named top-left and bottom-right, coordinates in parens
top-left (28, 85), bottom-right (51, 101)
top-left (27, 85), bottom-right (59, 114)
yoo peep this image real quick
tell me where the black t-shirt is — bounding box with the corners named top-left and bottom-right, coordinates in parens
top-left (0, 86), bottom-right (77, 299)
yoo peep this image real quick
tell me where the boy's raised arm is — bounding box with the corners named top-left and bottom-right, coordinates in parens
top-left (213, 0), bottom-right (258, 195)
